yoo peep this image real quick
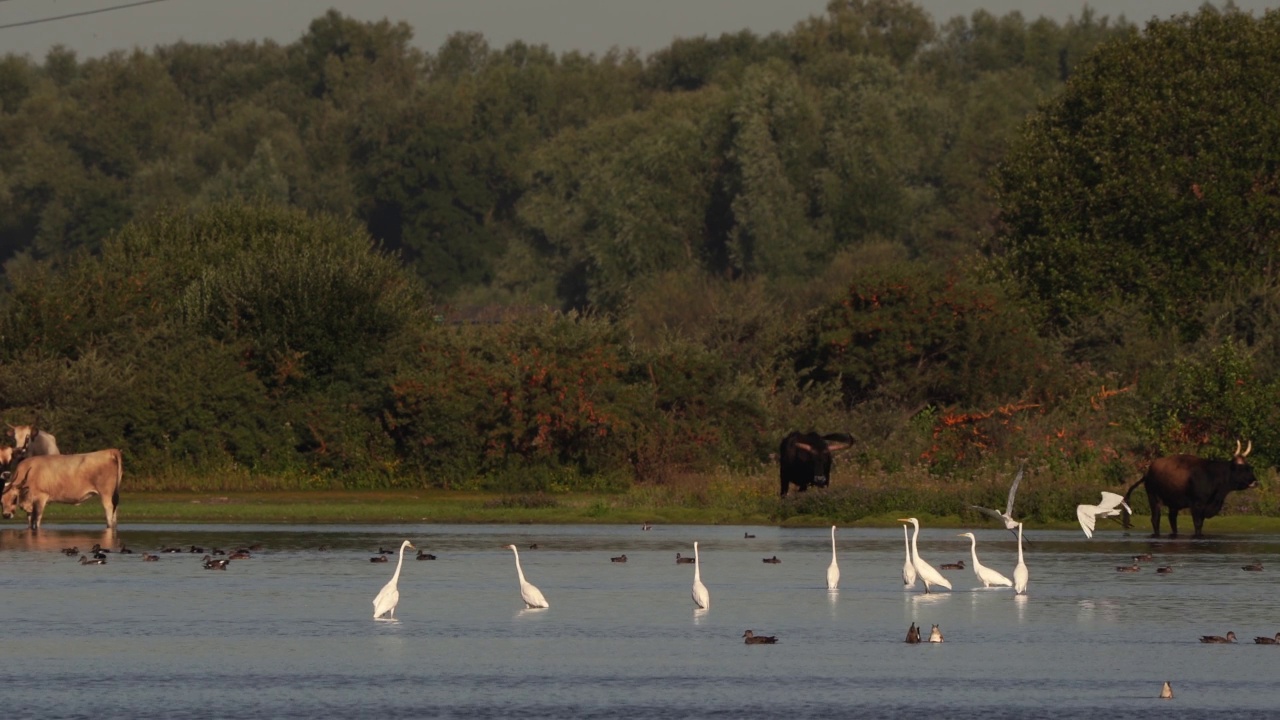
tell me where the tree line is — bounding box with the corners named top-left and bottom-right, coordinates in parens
top-left (1, 1), bottom-right (1277, 504)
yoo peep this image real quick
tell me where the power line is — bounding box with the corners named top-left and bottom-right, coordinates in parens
top-left (0, 0), bottom-right (174, 31)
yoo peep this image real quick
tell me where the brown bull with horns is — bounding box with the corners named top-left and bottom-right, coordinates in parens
top-left (1122, 440), bottom-right (1257, 538)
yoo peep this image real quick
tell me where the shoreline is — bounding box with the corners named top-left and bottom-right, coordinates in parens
top-left (7, 489), bottom-right (1280, 533)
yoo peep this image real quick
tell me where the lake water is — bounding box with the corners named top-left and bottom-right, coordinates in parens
top-left (1, 522), bottom-right (1278, 719)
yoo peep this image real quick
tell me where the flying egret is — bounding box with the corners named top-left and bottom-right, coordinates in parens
top-left (897, 518), bottom-right (951, 593)
top-left (504, 544), bottom-right (549, 609)
top-left (691, 541), bottom-right (710, 609)
top-left (826, 525), bottom-right (840, 590)
top-left (968, 460), bottom-right (1027, 540)
top-left (957, 532), bottom-right (1013, 588)
top-left (372, 539), bottom-right (414, 619)
top-left (1076, 491), bottom-right (1132, 538)
top-left (901, 525), bottom-right (918, 589)
top-left (1013, 522), bottom-right (1029, 595)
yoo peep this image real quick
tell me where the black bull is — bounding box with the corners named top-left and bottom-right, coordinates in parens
top-left (1122, 444), bottom-right (1257, 538)
top-left (779, 431), bottom-right (854, 497)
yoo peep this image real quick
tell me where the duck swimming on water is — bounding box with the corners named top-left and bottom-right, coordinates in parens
top-left (1254, 633), bottom-right (1280, 644)
top-left (1133, 553), bottom-right (1153, 562)
top-left (905, 623), bottom-right (921, 644)
top-left (675, 553), bottom-right (695, 564)
top-left (742, 630), bottom-right (778, 644)
top-left (1242, 562), bottom-right (1264, 571)
top-left (762, 556), bottom-right (781, 564)
top-left (610, 554), bottom-right (627, 563)
top-left (939, 560), bottom-right (965, 570)
top-left (416, 550), bottom-right (437, 560)
top-left (1199, 631), bottom-right (1236, 643)
top-left (79, 555), bottom-right (106, 565)
top-left (1156, 566), bottom-right (1173, 574)
top-left (370, 555), bottom-right (389, 563)
top-left (1116, 564), bottom-right (1140, 572)
top-left (928, 624), bottom-right (944, 643)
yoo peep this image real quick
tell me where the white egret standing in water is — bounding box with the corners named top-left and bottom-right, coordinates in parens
top-left (827, 525), bottom-right (840, 590)
top-left (1076, 491), bottom-right (1133, 538)
top-left (504, 544), bottom-right (549, 609)
top-left (957, 532), bottom-right (1013, 588)
top-left (1013, 522), bottom-right (1029, 595)
top-left (692, 541), bottom-right (710, 609)
top-left (901, 525), bottom-right (918, 589)
top-left (897, 518), bottom-right (951, 593)
top-left (372, 539), bottom-right (414, 619)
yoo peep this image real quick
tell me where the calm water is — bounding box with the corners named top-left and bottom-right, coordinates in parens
top-left (2, 522), bottom-right (1278, 719)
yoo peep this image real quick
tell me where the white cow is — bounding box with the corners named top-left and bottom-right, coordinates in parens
top-left (8, 425), bottom-right (60, 456)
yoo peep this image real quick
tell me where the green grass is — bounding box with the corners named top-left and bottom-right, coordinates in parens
top-left (18, 487), bottom-right (1280, 533)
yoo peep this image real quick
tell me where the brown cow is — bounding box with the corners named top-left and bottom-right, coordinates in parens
top-left (1, 449), bottom-right (122, 530)
top-left (1122, 440), bottom-right (1257, 538)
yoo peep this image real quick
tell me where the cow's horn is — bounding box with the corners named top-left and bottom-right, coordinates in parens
top-left (1235, 439), bottom-right (1242, 456)
top-left (1244, 440), bottom-right (1253, 457)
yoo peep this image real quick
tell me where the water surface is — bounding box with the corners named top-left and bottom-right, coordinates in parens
top-left (1, 523), bottom-right (1276, 719)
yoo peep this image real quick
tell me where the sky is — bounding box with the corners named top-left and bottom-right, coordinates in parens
top-left (0, 0), bottom-right (1276, 61)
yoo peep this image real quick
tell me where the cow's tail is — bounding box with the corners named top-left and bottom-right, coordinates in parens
top-left (1120, 473), bottom-right (1147, 529)
top-left (110, 449), bottom-right (123, 530)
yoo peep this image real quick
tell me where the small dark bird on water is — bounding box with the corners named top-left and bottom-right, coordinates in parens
top-left (162, 547), bottom-right (182, 553)
top-left (370, 555), bottom-right (389, 563)
top-left (762, 556), bottom-right (781, 564)
top-left (189, 545), bottom-right (204, 554)
top-left (117, 544), bottom-right (132, 554)
top-left (1242, 562), bottom-right (1264, 572)
top-left (61, 546), bottom-right (78, 556)
top-left (209, 548), bottom-right (226, 556)
top-left (1200, 631), bottom-right (1236, 644)
top-left (1133, 553), bottom-right (1153, 562)
top-left (676, 553), bottom-right (695, 564)
top-left (1254, 633), bottom-right (1280, 644)
top-left (378, 547), bottom-right (395, 555)
top-left (228, 550), bottom-right (251, 560)
top-left (641, 522), bottom-right (652, 531)
top-left (610, 554), bottom-right (627, 563)
top-left (940, 560), bottom-right (965, 570)
top-left (142, 553), bottom-right (160, 562)
top-left (905, 623), bottom-right (921, 644)
top-left (202, 555), bottom-right (228, 570)
top-left (1116, 564), bottom-right (1140, 572)
top-left (529, 543), bottom-right (539, 550)
top-left (743, 630), bottom-right (778, 644)
top-left (743, 533), bottom-right (755, 539)
top-left (1156, 566), bottom-right (1173, 574)
top-left (416, 550), bottom-right (437, 560)
top-left (91, 543), bottom-right (111, 554)
top-left (79, 555), bottom-right (106, 565)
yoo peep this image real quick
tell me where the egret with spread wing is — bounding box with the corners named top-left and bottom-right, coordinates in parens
top-left (968, 461), bottom-right (1026, 540)
top-left (1076, 491), bottom-right (1133, 539)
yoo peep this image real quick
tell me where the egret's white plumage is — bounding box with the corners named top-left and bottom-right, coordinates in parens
top-left (968, 460), bottom-right (1026, 538)
top-left (898, 518), bottom-right (951, 593)
top-left (957, 532), bottom-right (1013, 588)
top-left (372, 539), bottom-right (414, 619)
top-left (1013, 522), bottom-right (1029, 595)
top-left (505, 544), bottom-right (549, 609)
top-left (1076, 491), bottom-right (1133, 538)
top-left (692, 541), bottom-right (710, 609)
top-left (901, 525), bottom-right (918, 589)
top-left (826, 525), bottom-right (840, 590)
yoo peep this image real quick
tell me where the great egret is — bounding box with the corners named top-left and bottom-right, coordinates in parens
top-left (968, 460), bottom-right (1027, 539)
top-left (928, 624), bottom-right (944, 643)
top-left (826, 525), bottom-right (840, 591)
top-left (742, 629), bottom-right (778, 644)
top-left (901, 525), bottom-right (918, 589)
top-left (504, 544), bottom-right (549, 609)
top-left (372, 539), bottom-right (414, 619)
top-left (1013, 522), bottom-right (1028, 595)
top-left (1199, 631), bottom-right (1236, 643)
top-left (957, 532), bottom-right (1013, 588)
top-left (691, 541), bottom-right (710, 609)
top-left (1075, 491), bottom-right (1132, 538)
top-left (897, 518), bottom-right (951, 593)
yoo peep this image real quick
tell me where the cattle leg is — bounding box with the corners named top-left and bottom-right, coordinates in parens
top-left (1191, 509), bottom-right (1206, 539)
top-left (103, 495), bottom-right (117, 531)
top-left (29, 499), bottom-right (42, 530)
top-left (1149, 500), bottom-right (1162, 537)
top-left (1167, 508), bottom-right (1179, 538)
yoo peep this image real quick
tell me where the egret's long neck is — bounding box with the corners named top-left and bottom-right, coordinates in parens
top-left (909, 523), bottom-right (920, 562)
top-left (1016, 526), bottom-right (1024, 562)
top-left (512, 549), bottom-right (527, 582)
top-left (831, 528), bottom-right (837, 560)
top-left (903, 526), bottom-right (911, 557)
top-left (968, 536), bottom-right (979, 566)
top-left (693, 543), bottom-right (701, 582)
top-left (392, 544), bottom-right (408, 583)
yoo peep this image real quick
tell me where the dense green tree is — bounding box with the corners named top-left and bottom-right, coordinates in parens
top-left (993, 8), bottom-right (1280, 339)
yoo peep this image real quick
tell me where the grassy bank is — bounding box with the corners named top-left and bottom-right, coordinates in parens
top-left (18, 484), bottom-right (1280, 534)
